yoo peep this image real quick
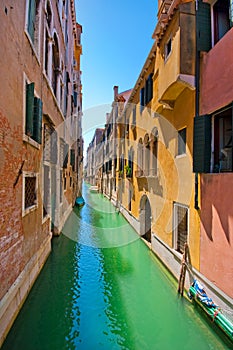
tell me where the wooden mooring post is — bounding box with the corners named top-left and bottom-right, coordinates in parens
top-left (178, 243), bottom-right (188, 296)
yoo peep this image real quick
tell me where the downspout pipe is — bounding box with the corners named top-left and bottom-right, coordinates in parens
top-left (194, 0), bottom-right (200, 210)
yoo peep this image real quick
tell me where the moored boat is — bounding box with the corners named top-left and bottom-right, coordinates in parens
top-left (188, 280), bottom-right (233, 342)
top-left (75, 196), bottom-right (85, 207)
top-left (89, 185), bottom-right (98, 193)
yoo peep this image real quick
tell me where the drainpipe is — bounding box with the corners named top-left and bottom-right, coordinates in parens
top-left (194, 0), bottom-right (200, 210)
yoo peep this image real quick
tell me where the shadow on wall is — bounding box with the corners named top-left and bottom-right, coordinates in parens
top-left (201, 174), bottom-right (233, 243)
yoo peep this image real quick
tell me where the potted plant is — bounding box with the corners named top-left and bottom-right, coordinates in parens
top-left (124, 165), bottom-right (132, 178)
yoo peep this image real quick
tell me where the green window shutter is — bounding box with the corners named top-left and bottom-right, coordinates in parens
top-left (193, 115), bottom-right (211, 173)
top-left (26, 82), bottom-right (35, 137)
top-left (28, 0), bottom-right (36, 42)
top-left (196, 1), bottom-right (211, 52)
top-left (33, 98), bottom-right (43, 143)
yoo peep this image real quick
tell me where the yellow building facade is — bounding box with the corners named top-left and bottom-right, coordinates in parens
top-left (116, 1), bottom-right (200, 286)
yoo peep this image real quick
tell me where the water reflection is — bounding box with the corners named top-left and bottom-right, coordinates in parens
top-left (2, 184), bottom-right (232, 350)
top-left (62, 185), bottom-right (139, 248)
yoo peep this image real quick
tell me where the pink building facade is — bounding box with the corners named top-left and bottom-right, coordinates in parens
top-left (197, 1), bottom-right (233, 299)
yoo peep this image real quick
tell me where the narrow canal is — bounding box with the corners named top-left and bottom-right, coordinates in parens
top-left (2, 184), bottom-right (231, 349)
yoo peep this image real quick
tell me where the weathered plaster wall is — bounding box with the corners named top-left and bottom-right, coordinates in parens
top-left (200, 28), bottom-right (233, 115)
top-left (200, 174), bottom-right (233, 299)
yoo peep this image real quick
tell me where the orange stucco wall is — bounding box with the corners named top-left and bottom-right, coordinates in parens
top-left (200, 28), bottom-right (233, 115)
top-left (200, 174), bottom-right (233, 298)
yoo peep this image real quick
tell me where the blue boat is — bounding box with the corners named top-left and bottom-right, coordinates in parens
top-left (75, 196), bottom-right (85, 207)
top-left (188, 280), bottom-right (233, 342)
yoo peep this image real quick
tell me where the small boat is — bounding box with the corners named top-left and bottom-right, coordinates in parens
top-left (188, 279), bottom-right (233, 342)
top-left (75, 196), bottom-right (85, 207)
top-left (89, 186), bottom-right (98, 193)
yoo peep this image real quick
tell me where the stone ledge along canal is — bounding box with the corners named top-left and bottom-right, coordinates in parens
top-left (2, 184), bottom-right (232, 350)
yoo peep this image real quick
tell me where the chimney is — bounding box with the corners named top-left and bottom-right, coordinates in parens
top-left (113, 86), bottom-right (118, 101)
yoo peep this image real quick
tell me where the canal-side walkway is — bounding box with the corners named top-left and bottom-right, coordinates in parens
top-left (2, 184), bottom-right (232, 349)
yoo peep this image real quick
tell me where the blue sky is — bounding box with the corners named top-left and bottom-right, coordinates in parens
top-left (75, 0), bottom-right (157, 151)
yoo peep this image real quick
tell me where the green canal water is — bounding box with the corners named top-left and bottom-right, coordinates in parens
top-left (2, 184), bottom-right (232, 349)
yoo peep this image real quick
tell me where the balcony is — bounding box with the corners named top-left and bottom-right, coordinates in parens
top-left (156, 2), bottom-right (196, 106)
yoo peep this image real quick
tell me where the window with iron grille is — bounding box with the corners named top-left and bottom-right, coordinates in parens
top-left (173, 203), bottom-right (188, 254)
top-left (25, 176), bottom-right (37, 210)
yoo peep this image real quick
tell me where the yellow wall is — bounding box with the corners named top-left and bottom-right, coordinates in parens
top-left (117, 1), bottom-right (200, 270)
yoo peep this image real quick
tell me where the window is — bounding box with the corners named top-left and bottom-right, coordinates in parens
top-left (60, 170), bottom-right (63, 203)
top-left (45, 30), bottom-right (49, 76)
top-left (173, 203), bottom-right (188, 254)
top-left (64, 175), bottom-right (67, 190)
top-left (23, 173), bottom-right (38, 214)
top-left (63, 143), bottom-right (69, 168)
top-left (25, 82), bottom-right (43, 144)
top-left (231, 0), bottom-right (233, 27)
top-left (140, 87), bottom-right (145, 113)
top-left (213, 106), bottom-right (232, 172)
top-left (165, 38), bottom-right (172, 60)
top-left (178, 128), bottom-right (186, 155)
top-left (27, 0), bottom-right (40, 49)
top-left (43, 165), bottom-right (50, 218)
top-left (70, 149), bottom-right (75, 171)
top-left (136, 139), bottom-right (143, 177)
top-left (213, 0), bottom-right (232, 44)
top-left (145, 73), bottom-right (153, 105)
top-left (128, 189), bottom-right (132, 211)
top-left (127, 148), bottom-right (134, 178)
top-left (132, 105), bottom-right (136, 129)
top-left (140, 74), bottom-right (153, 113)
top-left (193, 115), bottom-right (211, 173)
top-left (144, 134), bottom-right (150, 177)
top-left (52, 34), bottom-right (60, 98)
top-left (151, 128), bottom-right (158, 176)
top-left (46, 1), bottom-right (52, 29)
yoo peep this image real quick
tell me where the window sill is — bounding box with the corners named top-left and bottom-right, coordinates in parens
top-left (22, 204), bottom-right (38, 217)
top-left (23, 134), bottom-right (40, 149)
top-left (24, 30), bottom-right (40, 66)
top-left (175, 153), bottom-right (186, 159)
top-left (42, 214), bottom-right (50, 224)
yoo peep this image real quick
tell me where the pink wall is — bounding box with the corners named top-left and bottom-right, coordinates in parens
top-left (200, 174), bottom-right (233, 298)
top-left (200, 28), bottom-right (233, 115)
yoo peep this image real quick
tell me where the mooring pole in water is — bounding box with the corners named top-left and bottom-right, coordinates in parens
top-left (178, 243), bottom-right (188, 296)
